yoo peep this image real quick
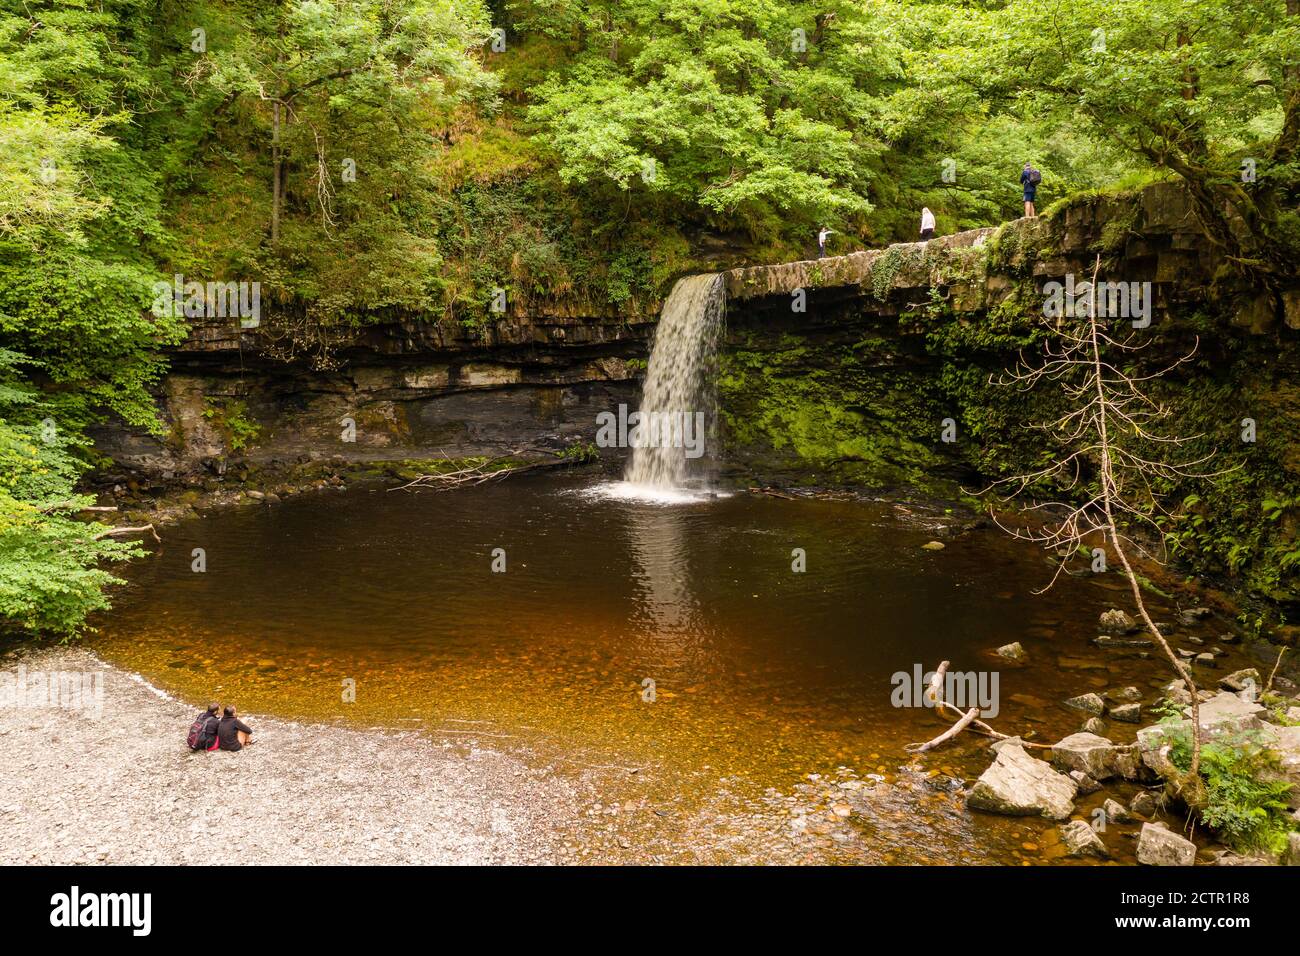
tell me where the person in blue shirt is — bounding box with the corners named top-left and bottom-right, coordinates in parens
top-left (1020, 162), bottom-right (1040, 218)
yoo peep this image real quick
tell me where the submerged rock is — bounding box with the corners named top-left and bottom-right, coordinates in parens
top-left (967, 743), bottom-right (1077, 820)
top-left (1099, 609), bottom-right (1137, 634)
top-left (994, 641), bottom-right (1028, 663)
top-left (1068, 770), bottom-right (1102, 795)
top-left (1058, 657), bottom-right (1108, 671)
top-left (923, 774), bottom-right (966, 794)
top-left (1063, 693), bottom-right (1106, 716)
top-left (1164, 679), bottom-right (1192, 705)
top-left (1092, 634), bottom-right (1153, 649)
top-left (1102, 798), bottom-right (1133, 824)
top-left (1218, 668), bottom-right (1261, 693)
top-left (1115, 748), bottom-right (1146, 782)
top-left (1060, 820), bottom-right (1109, 858)
top-left (1136, 823), bottom-right (1196, 866)
top-left (1051, 732), bottom-right (1122, 780)
top-left (1110, 702), bottom-right (1142, 723)
top-left (1130, 790), bottom-right (1162, 818)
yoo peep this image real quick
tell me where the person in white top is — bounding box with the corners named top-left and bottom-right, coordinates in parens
top-left (817, 226), bottom-right (835, 258)
top-left (920, 207), bottom-right (936, 241)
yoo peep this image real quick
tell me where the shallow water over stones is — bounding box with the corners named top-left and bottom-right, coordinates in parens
top-left (89, 474), bottom-right (1246, 863)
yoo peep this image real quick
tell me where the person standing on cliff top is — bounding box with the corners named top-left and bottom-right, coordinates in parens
top-left (920, 207), bottom-right (936, 241)
top-left (817, 226), bottom-right (835, 258)
top-left (1020, 162), bottom-right (1041, 218)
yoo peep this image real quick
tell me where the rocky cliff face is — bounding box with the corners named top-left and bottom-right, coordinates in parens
top-left (91, 182), bottom-right (1300, 605)
top-left (715, 182), bottom-right (1300, 606)
top-left (92, 301), bottom-right (656, 479)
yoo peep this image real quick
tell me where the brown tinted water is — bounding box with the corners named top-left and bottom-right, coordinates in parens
top-left (89, 474), bottom-right (1215, 863)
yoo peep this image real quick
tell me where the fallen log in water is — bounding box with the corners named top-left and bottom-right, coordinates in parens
top-left (388, 456), bottom-right (560, 492)
top-left (747, 486), bottom-right (796, 500)
top-left (907, 706), bottom-right (979, 753)
top-left (94, 523), bottom-right (160, 543)
top-left (906, 658), bottom-right (1051, 752)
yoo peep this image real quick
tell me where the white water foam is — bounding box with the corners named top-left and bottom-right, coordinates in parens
top-left (592, 273), bottom-right (726, 505)
top-left (580, 481), bottom-right (727, 506)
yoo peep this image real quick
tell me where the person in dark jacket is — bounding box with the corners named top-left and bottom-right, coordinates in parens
top-left (1020, 162), bottom-right (1040, 218)
top-left (196, 703), bottom-right (220, 751)
top-left (217, 704), bottom-right (254, 751)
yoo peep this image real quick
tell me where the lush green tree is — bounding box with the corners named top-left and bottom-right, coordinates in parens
top-left (513, 0), bottom-right (1138, 244)
top-left (951, 0), bottom-right (1300, 275)
top-left (0, 0), bottom-right (183, 430)
top-left (0, 1), bottom-right (181, 636)
top-left (0, 350), bottom-right (143, 636)
top-left (195, 0), bottom-right (498, 243)
top-left (519, 1), bottom-right (882, 235)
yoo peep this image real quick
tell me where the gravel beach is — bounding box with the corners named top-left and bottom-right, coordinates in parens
top-left (0, 645), bottom-right (598, 865)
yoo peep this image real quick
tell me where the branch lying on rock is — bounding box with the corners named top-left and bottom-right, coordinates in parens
top-left (40, 501), bottom-right (118, 514)
top-left (747, 486), bottom-right (796, 500)
top-left (906, 659), bottom-right (1052, 753)
top-left (389, 457), bottom-right (549, 492)
top-left (94, 523), bottom-right (160, 543)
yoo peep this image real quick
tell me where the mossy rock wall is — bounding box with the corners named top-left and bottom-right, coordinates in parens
top-left (719, 184), bottom-right (1300, 607)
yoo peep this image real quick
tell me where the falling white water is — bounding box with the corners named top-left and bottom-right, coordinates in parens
top-left (624, 273), bottom-right (725, 494)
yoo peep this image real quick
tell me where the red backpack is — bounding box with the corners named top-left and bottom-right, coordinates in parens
top-left (186, 713), bottom-right (215, 751)
top-left (186, 715), bottom-right (205, 749)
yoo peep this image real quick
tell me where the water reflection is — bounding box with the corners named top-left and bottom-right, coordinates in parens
top-left (626, 505), bottom-right (696, 633)
top-left (85, 474), bottom-right (1216, 864)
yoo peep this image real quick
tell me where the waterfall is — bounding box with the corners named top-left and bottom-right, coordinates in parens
top-left (624, 273), bottom-right (725, 491)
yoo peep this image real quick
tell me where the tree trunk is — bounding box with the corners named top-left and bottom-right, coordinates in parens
top-left (1275, 0), bottom-right (1300, 164)
top-left (1085, 259), bottom-right (1201, 780)
top-left (272, 99), bottom-right (282, 245)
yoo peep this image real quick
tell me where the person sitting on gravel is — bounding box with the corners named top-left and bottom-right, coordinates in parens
top-left (187, 703), bottom-right (221, 752)
top-left (217, 705), bottom-right (255, 752)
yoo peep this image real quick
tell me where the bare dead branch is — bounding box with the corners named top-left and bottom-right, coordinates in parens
top-left (979, 253), bottom-right (1211, 781)
top-left (906, 707), bottom-right (979, 753)
top-left (387, 456), bottom-right (549, 492)
top-left (94, 523), bottom-right (160, 543)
